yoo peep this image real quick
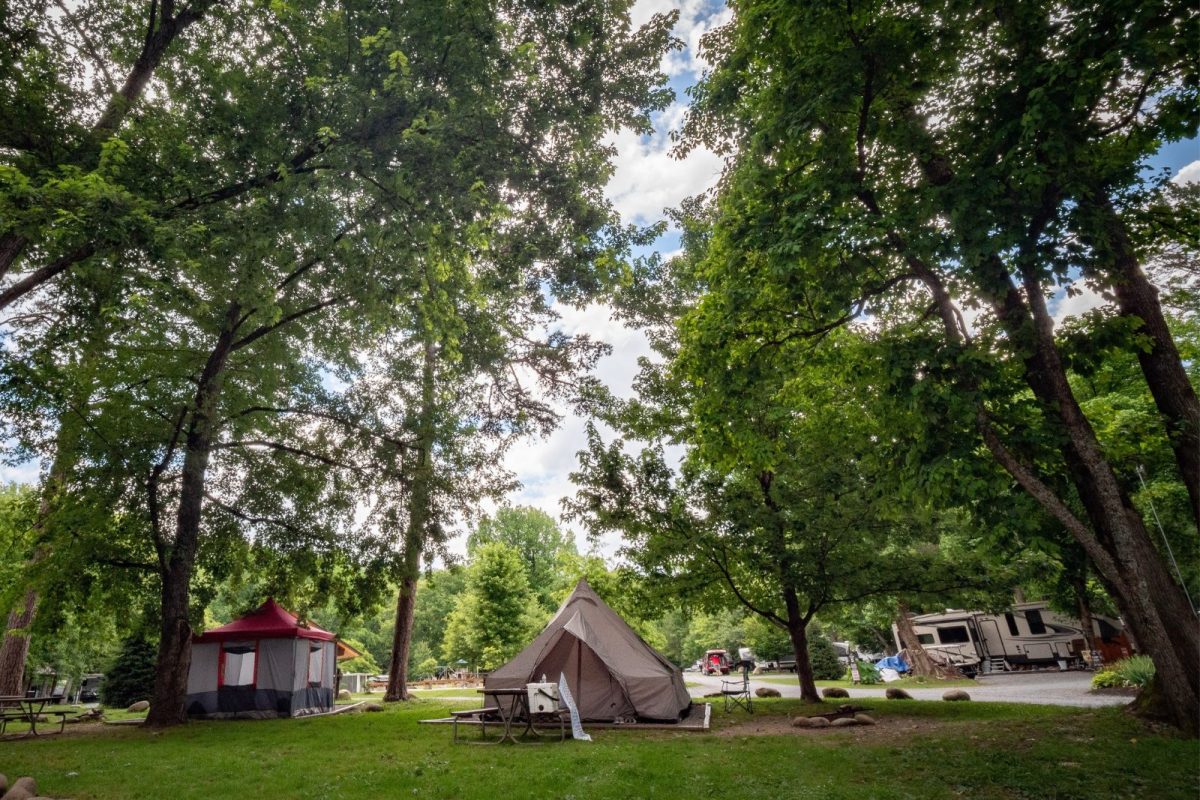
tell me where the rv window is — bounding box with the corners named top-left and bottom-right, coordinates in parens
top-left (308, 644), bottom-right (324, 687)
top-left (1004, 613), bottom-right (1019, 636)
top-left (937, 626), bottom-right (971, 644)
top-left (917, 633), bottom-right (935, 645)
top-left (1097, 619), bottom-right (1120, 642)
top-left (1025, 609), bottom-right (1047, 635)
top-left (222, 642), bottom-right (256, 687)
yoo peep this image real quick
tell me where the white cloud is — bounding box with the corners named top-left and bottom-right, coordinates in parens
top-left (0, 458), bottom-right (40, 487)
top-left (1172, 159), bottom-right (1200, 185)
top-left (1052, 282), bottom-right (1108, 326)
top-left (604, 103), bottom-right (723, 226)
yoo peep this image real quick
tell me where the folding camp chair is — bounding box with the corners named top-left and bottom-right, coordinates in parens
top-left (721, 661), bottom-right (753, 713)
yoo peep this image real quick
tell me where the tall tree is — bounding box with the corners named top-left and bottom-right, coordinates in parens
top-left (571, 333), bottom-right (994, 702)
top-left (442, 542), bottom-right (544, 670)
top-left (678, 0), bottom-right (1199, 733)
top-left (468, 507), bottom-right (578, 610)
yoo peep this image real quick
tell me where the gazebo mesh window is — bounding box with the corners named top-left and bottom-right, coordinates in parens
top-left (223, 642), bottom-right (256, 686)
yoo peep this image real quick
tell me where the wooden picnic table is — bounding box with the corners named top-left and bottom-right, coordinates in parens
top-left (0, 694), bottom-right (67, 737)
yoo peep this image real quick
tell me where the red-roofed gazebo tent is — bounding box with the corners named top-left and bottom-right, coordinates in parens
top-left (185, 598), bottom-right (345, 719)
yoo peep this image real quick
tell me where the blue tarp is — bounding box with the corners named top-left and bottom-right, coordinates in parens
top-left (876, 655), bottom-right (909, 673)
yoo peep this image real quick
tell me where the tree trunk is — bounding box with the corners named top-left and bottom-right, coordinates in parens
top-left (1084, 192), bottom-right (1200, 527)
top-left (782, 587), bottom-right (820, 703)
top-left (0, 232), bottom-right (26, 283)
top-left (383, 572), bottom-right (419, 702)
top-left (894, 603), bottom-right (939, 677)
top-left (1014, 261), bottom-right (1200, 735)
top-left (0, 589), bottom-right (37, 695)
top-left (894, 95), bottom-right (1200, 735)
top-left (145, 304), bottom-right (240, 727)
top-left (1072, 574), bottom-right (1097, 657)
top-left (384, 337), bottom-right (437, 702)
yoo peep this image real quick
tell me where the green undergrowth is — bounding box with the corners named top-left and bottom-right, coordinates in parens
top-left (0, 697), bottom-right (1193, 799)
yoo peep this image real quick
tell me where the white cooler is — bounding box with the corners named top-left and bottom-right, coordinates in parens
top-left (526, 682), bottom-right (560, 714)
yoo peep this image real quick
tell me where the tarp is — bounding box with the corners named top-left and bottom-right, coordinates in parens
top-left (485, 579), bottom-right (692, 722)
top-left (876, 654), bottom-right (909, 673)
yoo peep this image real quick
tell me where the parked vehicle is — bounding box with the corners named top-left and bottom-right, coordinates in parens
top-left (77, 673), bottom-right (103, 703)
top-left (703, 649), bottom-right (731, 675)
top-left (896, 601), bottom-right (1131, 675)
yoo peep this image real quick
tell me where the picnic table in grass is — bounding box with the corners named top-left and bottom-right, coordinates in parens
top-left (450, 687), bottom-right (569, 745)
top-left (0, 694), bottom-right (68, 737)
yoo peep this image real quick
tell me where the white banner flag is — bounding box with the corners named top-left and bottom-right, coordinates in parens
top-left (558, 672), bottom-right (592, 742)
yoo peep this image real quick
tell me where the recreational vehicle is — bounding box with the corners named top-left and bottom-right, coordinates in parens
top-left (895, 601), bottom-right (1131, 675)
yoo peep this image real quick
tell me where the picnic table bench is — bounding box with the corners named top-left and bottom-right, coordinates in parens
top-left (450, 706), bottom-right (501, 743)
top-left (0, 695), bottom-right (68, 737)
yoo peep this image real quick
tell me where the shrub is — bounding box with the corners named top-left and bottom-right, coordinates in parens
top-left (846, 660), bottom-right (880, 685)
top-left (1114, 655), bottom-right (1155, 689)
top-left (1091, 669), bottom-right (1123, 689)
top-left (100, 633), bottom-right (158, 708)
top-left (807, 635), bottom-right (844, 681)
top-left (1091, 656), bottom-right (1155, 690)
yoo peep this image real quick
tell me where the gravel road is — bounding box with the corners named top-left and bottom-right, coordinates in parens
top-left (688, 670), bottom-right (1131, 708)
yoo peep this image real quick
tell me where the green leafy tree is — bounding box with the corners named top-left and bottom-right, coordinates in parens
top-left (442, 543), bottom-right (545, 670)
top-left (571, 332), bottom-right (993, 702)
top-left (676, 0), bottom-right (1198, 732)
top-left (469, 507), bottom-right (579, 611)
top-left (2, 0), bottom-right (679, 727)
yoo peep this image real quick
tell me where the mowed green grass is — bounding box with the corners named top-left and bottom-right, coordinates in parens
top-left (0, 698), bottom-right (1194, 800)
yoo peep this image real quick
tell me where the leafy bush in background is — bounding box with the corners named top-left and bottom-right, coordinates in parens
top-left (1091, 656), bottom-right (1155, 690)
top-left (808, 635), bottom-right (844, 680)
top-left (847, 660), bottom-right (881, 685)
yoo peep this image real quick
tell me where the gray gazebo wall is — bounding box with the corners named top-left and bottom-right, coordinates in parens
top-left (185, 638), bottom-right (335, 719)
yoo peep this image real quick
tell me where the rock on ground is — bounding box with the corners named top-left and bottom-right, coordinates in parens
top-left (4, 776), bottom-right (38, 800)
top-left (885, 688), bottom-right (913, 700)
top-left (363, 703), bottom-right (385, 712)
top-left (338, 689), bottom-right (352, 701)
top-left (821, 687), bottom-right (849, 698)
top-left (854, 713), bottom-right (876, 725)
top-left (754, 687), bottom-right (781, 698)
top-left (943, 690), bottom-right (971, 701)
top-left (127, 700), bottom-right (150, 713)
top-left (806, 716), bottom-right (831, 728)
top-left (830, 717), bottom-right (858, 727)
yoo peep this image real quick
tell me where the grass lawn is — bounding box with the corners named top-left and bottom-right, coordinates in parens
top-left (0, 697), bottom-right (1193, 799)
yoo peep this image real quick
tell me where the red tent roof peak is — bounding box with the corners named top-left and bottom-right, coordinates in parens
top-left (194, 597), bottom-right (336, 643)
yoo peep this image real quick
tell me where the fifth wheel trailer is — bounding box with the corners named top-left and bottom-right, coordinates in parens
top-left (894, 601), bottom-right (1132, 675)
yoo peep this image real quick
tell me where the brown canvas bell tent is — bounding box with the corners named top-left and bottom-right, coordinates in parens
top-left (185, 598), bottom-right (355, 719)
top-left (485, 579), bottom-right (692, 722)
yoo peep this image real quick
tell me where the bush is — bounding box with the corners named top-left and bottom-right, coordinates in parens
top-left (100, 634), bottom-right (158, 708)
top-left (1091, 656), bottom-right (1155, 690)
top-left (1091, 669), bottom-right (1123, 689)
top-left (1114, 655), bottom-right (1155, 689)
top-left (807, 635), bottom-right (844, 681)
top-left (846, 660), bottom-right (880, 685)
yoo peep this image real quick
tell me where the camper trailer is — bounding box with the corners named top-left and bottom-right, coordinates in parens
top-left (895, 601), bottom-right (1131, 675)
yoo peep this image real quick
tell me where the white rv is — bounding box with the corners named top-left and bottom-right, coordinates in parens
top-left (894, 601), bottom-right (1130, 675)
